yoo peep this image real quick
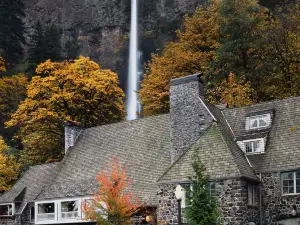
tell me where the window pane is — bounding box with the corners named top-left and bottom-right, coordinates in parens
top-left (251, 119), bottom-right (258, 128)
top-left (283, 187), bottom-right (289, 194)
top-left (38, 203), bottom-right (55, 214)
top-left (0, 205), bottom-right (12, 216)
top-left (209, 182), bottom-right (216, 198)
top-left (296, 172), bottom-right (300, 178)
top-left (248, 185), bottom-right (253, 205)
top-left (259, 118), bottom-right (267, 127)
top-left (61, 201), bottom-right (78, 212)
top-left (282, 172), bottom-right (295, 194)
top-left (253, 141), bottom-right (260, 152)
top-left (246, 142), bottom-right (252, 153)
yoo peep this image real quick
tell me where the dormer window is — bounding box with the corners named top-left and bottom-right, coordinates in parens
top-left (237, 138), bottom-right (265, 154)
top-left (246, 114), bottom-right (271, 130)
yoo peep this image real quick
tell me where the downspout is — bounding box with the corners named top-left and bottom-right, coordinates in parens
top-left (259, 173), bottom-right (263, 225)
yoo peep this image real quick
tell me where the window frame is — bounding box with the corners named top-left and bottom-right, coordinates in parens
top-left (247, 114), bottom-right (270, 130)
top-left (60, 200), bottom-right (79, 220)
top-left (248, 184), bottom-right (257, 206)
top-left (243, 138), bottom-right (264, 154)
top-left (36, 202), bottom-right (56, 222)
top-left (281, 171), bottom-right (300, 196)
top-left (0, 203), bottom-right (15, 217)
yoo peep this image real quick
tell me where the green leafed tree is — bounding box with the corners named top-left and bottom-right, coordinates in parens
top-left (185, 149), bottom-right (219, 225)
top-left (216, 0), bottom-right (268, 85)
top-left (0, 0), bottom-right (25, 68)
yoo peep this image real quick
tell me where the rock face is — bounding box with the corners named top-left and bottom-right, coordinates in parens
top-left (23, 0), bottom-right (204, 89)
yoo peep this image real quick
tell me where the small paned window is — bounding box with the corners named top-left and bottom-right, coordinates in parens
top-left (209, 182), bottom-right (216, 198)
top-left (244, 140), bottom-right (262, 153)
top-left (248, 184), bottom-right (257, 206)
top-left (247, 114), bottom-right (270, 130)
top-left (282, 171), bottom-right (300, 195)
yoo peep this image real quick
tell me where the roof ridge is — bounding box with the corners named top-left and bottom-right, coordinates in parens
top-left (85, 113), bottom-right (170, 132)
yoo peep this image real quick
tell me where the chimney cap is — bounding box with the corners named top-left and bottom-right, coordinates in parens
top-left (170, 73), bottom-right (204, 86)
top-left (65, 120), bottom-right (81, 126)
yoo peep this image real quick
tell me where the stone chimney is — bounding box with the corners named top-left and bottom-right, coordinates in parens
top-left (65, 121), bottom-right (83, 153)
top-left (170, 73), bottom-right (214, 163)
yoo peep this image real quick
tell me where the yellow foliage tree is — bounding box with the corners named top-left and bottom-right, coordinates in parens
top-left (139, 1), bottom-right (220, 116)
top-left (0, 136), bottom-right (21, 192)
top-left (0, 74), bottom-right (28, 124)
top-left (7, 56), bottom-right (125, 165)
top-left (260, 0), bottom-right (300, 99)
top-left (0, 57), bottom-right (6, 72)
top-left (209, 73), bottom-right (254, 108)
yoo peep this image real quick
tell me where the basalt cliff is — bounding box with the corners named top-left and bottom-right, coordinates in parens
top-left (24, 0), bottom-right (204, 87)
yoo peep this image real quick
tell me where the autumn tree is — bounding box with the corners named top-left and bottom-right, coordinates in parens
top-left (260, 0), bottom-right (300, 99)
top-left (208, 73), bottom-right (255, 108)
top-left (0, 136), bottom-right (21, 192)
top-left (0, 57), bottom-right (6, 73)
top-left (139, 1), bottom-right (220, 116)
top-left (83, 157), bottom-right (142, 225)
top-left (6, 56), bottom-right (125, 165)
top-left (0, 74), bottom-right (28, 142)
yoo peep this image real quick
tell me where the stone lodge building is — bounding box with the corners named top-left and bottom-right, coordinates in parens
top-left (1, 74), bottom-right (300, 225)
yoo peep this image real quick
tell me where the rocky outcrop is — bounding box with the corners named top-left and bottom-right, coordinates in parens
top-left (23, 0), bottom-right (205, 88)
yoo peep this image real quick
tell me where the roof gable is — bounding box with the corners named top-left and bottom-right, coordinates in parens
top-left (222, 96), bottom-right (300, 172)
top-left (37, 114), bottom-right (171, 205)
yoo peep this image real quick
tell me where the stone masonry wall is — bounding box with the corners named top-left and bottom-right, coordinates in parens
top-left (170, 75), bottom-right (213, 163)
top-left (157, 179), bottom-right (260, 225)
top-left (261, 172), bottom-right (300, 225)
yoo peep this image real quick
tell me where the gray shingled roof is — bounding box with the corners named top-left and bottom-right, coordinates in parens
top-left (0, 163), bottom-right (59, 213)
top-left (222, 96), bottom-right (300, 172)
top-left (159, 100), bottom-right (258, 182)
top-left (37, 114), bottom-right (171, 205)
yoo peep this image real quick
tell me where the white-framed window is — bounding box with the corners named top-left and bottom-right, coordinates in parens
top-left (281, 171), bottom-right (300, 195)
top-left (0, 203), bottom-right (14, 216)
top-left (242, 138), bottom-right (264, 154)
top-left (246, 114), bottom-right (271, 130)
top-left (248, 184), bottom-right (257, 206)
top-left (245, 140), bottom-right (261, 153)
top-left (37, 202), bottom-right (56, 221)
top-left (60, 200), bottom-right (79, 220)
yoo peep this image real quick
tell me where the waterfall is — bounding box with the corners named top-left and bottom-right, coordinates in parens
top-left (126, 0), bottom-right (140, 121)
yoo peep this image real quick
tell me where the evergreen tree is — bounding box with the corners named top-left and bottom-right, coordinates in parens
top-left (28, 21), bottom-right (46, 72)
top-left (27, 23), bottom-right (62, 74)
top-left (0, 0), bottom-right (25, 68)
top-left (185, 149), bottom-right (219, 225)
top-left (65, 39), bottom-right (80, 60)
top-left (43, 25), bottom-right (62, 62)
